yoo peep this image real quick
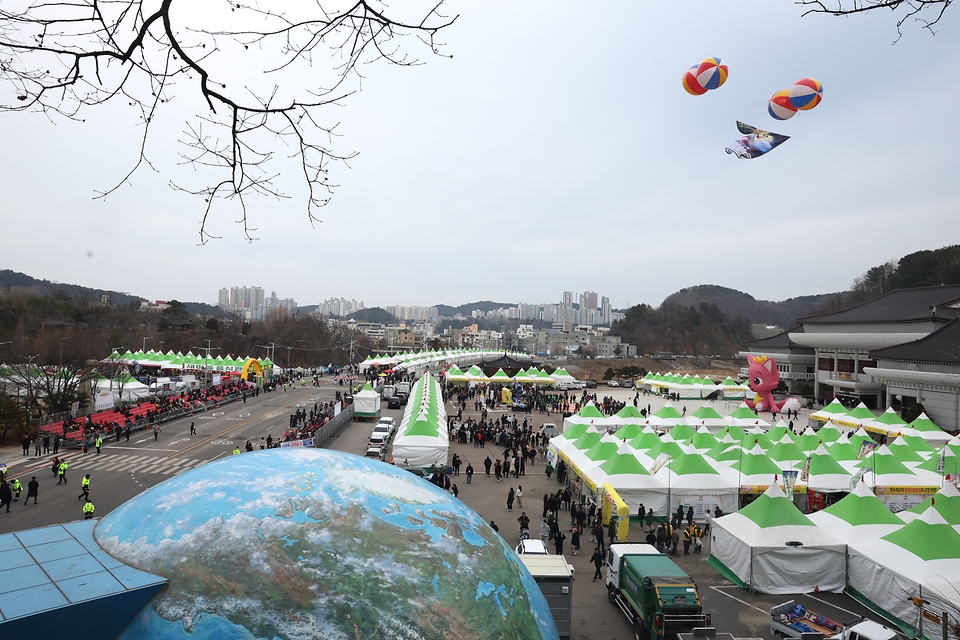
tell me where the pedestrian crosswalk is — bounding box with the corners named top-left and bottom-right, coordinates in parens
top-left (68, 454), bottom-right (204, 476)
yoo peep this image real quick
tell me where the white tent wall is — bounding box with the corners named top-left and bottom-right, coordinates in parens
top-left (391, 436), bottom-right (449, 468)
top-left (847, 551), bottom-right (960, 640)
top-left (353, 390), bottom-right (380, 416)
top-left (609, 487), bottom-right (668, 519)
top-left (710, 520), bottom-right (846, 594)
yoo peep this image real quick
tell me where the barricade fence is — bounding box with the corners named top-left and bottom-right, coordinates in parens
top-left (313, 406), bottom-right (355, 448)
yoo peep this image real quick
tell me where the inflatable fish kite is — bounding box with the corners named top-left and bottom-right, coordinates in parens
top-left (725, 121), bottom-right (789, 159)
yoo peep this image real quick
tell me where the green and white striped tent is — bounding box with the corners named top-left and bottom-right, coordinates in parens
top-left (709, 482), bottom-right (846, 594)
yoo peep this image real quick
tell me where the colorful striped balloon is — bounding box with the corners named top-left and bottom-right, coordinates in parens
top-left (682, 65), bottom-right (708, 95)
top-left (768, 90), bottom-right (797, 120)
top-left (695, 57), bottom-right (729, 91)
top-left (789, 78), bottom-right (823, 111)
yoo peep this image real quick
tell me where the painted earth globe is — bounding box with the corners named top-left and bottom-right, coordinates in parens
top-left (95, 448), bottom-right (559, 640)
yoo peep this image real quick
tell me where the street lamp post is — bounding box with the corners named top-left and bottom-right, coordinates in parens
top-left (193, 339), bottom-right (219, 389)
top-left (142, 336), bottom-right (152, 352)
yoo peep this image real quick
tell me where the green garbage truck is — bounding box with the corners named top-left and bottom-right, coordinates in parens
top-left (606, 543), bottom-right (710, 640)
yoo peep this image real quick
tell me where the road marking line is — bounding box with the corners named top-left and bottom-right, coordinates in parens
top-left (803, 594), bottom-right (862, 618)
top-left (708, 585), bottom-right (769, 615)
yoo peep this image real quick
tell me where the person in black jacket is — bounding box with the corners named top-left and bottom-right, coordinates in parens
top-left (591, 547), bottom-right (605, 581)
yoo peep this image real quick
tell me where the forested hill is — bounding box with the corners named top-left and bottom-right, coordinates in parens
top-left (0, 269), bottom-right (144, 306)
top-left (609, 301), bottom-right (751, 356)
top-left (662, 285), bottom-right (837, 328)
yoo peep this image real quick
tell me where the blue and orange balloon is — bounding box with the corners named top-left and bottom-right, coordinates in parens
top-left (682, 57), bottom-right (728, 95)
top-left (695, 57), bottom-right (729, 91)
top-left (789, 78), bottom-right (823, 111)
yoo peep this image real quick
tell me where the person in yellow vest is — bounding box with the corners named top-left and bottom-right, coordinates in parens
top-left (83, 498), bottom-right (95, 520)
top-left (232, 446), bottom-right (241, 455)
top-left (78, 474), bottom-right (91, 501)
top-left (10, 477), bottom-right (22, 501)
top-left (683, 525), bottom-right (693, 556)
top-left (57, 459), bottom-right (68, 484)
top-left (95, 435), bottom-right (103, 455)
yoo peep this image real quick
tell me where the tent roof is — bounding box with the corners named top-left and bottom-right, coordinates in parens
top-left (881, 509), bottom-right (960, 561)
top-left (577, 403), bottom-right (605, 419)
top-left (820, 481), bottom-right (904, 526)
top-left (735, 483), bottom-right (815, 528)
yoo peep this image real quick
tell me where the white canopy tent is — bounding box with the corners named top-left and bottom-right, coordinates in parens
top-left (708, 483), bottom-right (846, 594)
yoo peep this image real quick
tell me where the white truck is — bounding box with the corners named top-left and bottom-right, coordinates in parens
top-left (770, 601), bottom-right (902, 640)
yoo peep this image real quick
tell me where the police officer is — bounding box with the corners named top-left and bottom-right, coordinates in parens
top-left (57, 459), bottom-right (68, 484)
top-left (95, 435), bottom-right (103, 455)
top-left (82, 498), bottom-right (95, 520)
top-left (10, 477), bottom-right (22, 502)
top-left (78, 474), bottom-right (91, 501)
top-left (232, 446), bottom-right (241, 455)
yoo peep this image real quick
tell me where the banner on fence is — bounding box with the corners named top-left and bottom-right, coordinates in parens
top-left (280, 438), bottom-right (314, 448)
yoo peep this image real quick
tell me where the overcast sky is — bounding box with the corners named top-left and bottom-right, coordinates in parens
top-left (1, 1), bottom-right (957, 311)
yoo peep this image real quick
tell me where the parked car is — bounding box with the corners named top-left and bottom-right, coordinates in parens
top-left (511, 400), bottom-right (532, 412)
top-left (387, 395), bottom-right (402, 409)
top-left (368, 431), bottom-right (389, 449)
top-left (395, 392), bottom-right (408, 405)
top-left (541, 423), bottom-right (560, 438)
top-left (607, 380), bottom-right (619, 387)
top-left (515, 539), bottom-right (549, 555)
top-left (365, 444), bottom-right (386, 460)
top-left (371, 424), bottom-right (392, 442)
top-left (584, 380), bottom-right (597, 389)
top-left (377, 417), bottom-right (396, 435)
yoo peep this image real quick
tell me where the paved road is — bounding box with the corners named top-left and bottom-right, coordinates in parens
top-left (0, 382), bottom-right (341, 534)
top-left (0, 383), bottom-right (893, 640)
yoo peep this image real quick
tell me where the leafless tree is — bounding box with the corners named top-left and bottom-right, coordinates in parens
top-left (797, 0), bottom-right (952, 42)
top-left (0, 1), bottom-right (455, 242)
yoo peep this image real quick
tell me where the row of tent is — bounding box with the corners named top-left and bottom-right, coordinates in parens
top-left (390, 373), bottom-right (449, 468)
top-left (811, 398), bottom-right (953, 442)
top-left (709, 480), bottom-right (960, 640)
top-left (639, 372), bottom-right (751, 399)
top-left (444, 365), bottom-right (576, 385)
top-left (104, 349), bottom-right (276, 373)
top-left (360, 349), bottom-right (532, 371)
top-left (547, 402), bottom-right (960, 519)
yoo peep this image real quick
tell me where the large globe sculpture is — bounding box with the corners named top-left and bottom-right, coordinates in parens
top-left (95, 448), bottom-right (559, 640)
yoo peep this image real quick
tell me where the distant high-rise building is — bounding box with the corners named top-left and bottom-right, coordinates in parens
top-left (218, 288), bottom-right (230, 309)
top-left (580, 291), bottom-right (598, 311)
top-left (318, 298), bottom-right (364, 318)
top-left (601, 296), bottom-right (612, 325)
top-left (562, 291), bottom-right (574, 307)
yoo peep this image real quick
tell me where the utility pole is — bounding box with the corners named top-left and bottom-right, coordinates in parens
top-left (142, 336), bottom-right (152, 352)
top-left (193, 339), bottom-right (220, 389)
top-left (21, 353), bottom-right (39, 429)
top-left (60, 336), bottom-right (72, 366)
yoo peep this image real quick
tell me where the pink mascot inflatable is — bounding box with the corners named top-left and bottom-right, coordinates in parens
top-left (744, 354), bottom-right (800, 414)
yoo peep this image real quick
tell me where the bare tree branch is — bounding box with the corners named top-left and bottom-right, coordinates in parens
top-left (797, 0), bottom-right (952, 42)
top-left (0, 1), bottom-right (456, 242)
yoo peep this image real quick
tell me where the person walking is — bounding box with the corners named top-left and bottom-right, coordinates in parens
top-left (451, 484), bottom-right (459, 499)
top-left (465, 463), bottom-right (473, 484)
top-left (153, 425), bottom-right (161, 441)
top-left (516, 485), bottom-right (523, 508)
top-left (95, 435), bottom-right (103, 455)
top-left (506, 487), bottom-right (515, 511)
top-left (494, 460), bottom-right (502, 482)
top-left (539, 519), bottom-right (551, 550)
top-left (124, 426), bottom-right (131, 442)
top-left (0, 480), bottom-right (11, 513)
top-left (686, 506), bottom-right (695, 528)
top-left (42, 434), bottom-right (50, 454)
top-left (78, 474), bottom-right (91, 501)
top-left (683, 525), bottom-right (692, 556)
top-left (646, 508), bottom-right (654, 531)
top-left (82, 498), bottom-right (95, 520)
top-left (591, 547), bottom-right (605, 581)
top-left (34, 438), bottom-right (42, 457)
top-left (483, 456), bottom-right (492, 477)
top-left (57, 459), bottom-right (68, 484)
top-left (21, 435), bottom-right (30, 457)
top-left (190, 422), bottom-right (197, 436)
top-left (570, 525), bottom-right (581, 555)
top-left (26, 477), bottom-right (38, 505)
top-left (671, 523), bottom-right (681, 555)
top-left (10, 478), bottom-right (22, 502)
top-left (53, 435), bottom-right (61, 454)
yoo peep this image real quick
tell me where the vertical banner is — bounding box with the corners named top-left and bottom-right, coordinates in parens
top-left (782, 470), bottom-right (798, 494)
